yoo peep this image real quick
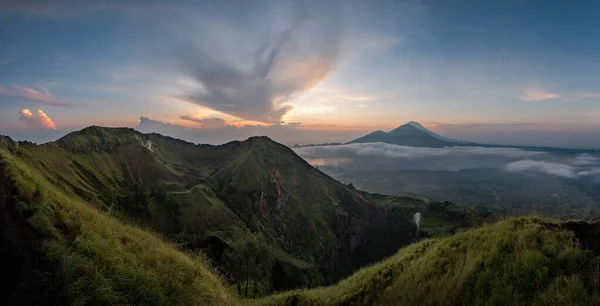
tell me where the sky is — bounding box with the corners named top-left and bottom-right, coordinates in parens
top-left (1, 0), bottom-right (600, 147)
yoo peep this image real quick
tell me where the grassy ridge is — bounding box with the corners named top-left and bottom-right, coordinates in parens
top-left (5, 128), bottom-right (479, 293)
top-left (260, 217), bottom-right (600, 306)
top-left (3, 130), bottom-right (600, 305)
top-left (0, 148), bottom-right (233, 305)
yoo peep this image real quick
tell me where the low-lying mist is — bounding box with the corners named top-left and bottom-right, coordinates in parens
top-left (294, 142), bottom-right (600, 180)
top-left (294, 142), bottom-right (600, 218)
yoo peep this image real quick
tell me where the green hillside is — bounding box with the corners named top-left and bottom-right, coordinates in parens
top-left (3, 128), bottom-right (600, 305)
top-left (0, 137), bottom-right (233, 305)
top-left (261, 217), bottom-right (600, 306)
top-left (1, 127), bottom-right (478, 304)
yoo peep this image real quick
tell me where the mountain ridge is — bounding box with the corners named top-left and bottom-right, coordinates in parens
top-left (0, 126), bottom-right (479, 301)
top-left (3, 126), bottom-right (600, 305)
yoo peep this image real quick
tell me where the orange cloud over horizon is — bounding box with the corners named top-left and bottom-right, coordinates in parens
top-left (19, 109), bottom-right (57, 129)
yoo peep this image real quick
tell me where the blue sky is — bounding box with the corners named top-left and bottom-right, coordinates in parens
top-left (1, 0), bottom-right (600, 147)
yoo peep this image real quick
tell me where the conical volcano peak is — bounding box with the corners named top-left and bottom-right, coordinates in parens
top-left (349, 121), bottom-right (470, 147)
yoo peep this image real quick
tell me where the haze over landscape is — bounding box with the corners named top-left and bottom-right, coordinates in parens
top-left (3, 1), bottom-right (600, 305)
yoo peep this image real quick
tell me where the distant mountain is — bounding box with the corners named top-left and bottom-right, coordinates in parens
top-left (348, 122), bottom-right (467, 148)
top-left (402, 121), bottom-right (469, 143)
top-left (292, 142), bottom-right (344, 148)
top-left (348, 122), bottom-right (599, 153)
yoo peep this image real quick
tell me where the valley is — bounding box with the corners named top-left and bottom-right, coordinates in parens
top-left (0, 128), bottom-right (478, 304)
top-left (295, 122), bottom-right (600, 220)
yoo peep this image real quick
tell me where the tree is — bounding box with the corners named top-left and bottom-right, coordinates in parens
top-left (223, 232), bottom-right (274, 298)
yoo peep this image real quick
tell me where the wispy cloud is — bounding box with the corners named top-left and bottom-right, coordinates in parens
top-left (564, 93), bottom-right (600, 102)
top-left (170, 2), bottom-right (343, 124)
top-left (571, 153), bottom-right (599, 166)
top-left (293, 142), bottom-right (548, 171)
top-left (296, 142), bottom-right (546, 160)
top-left (136, 116), bottom-right (365, 145)
top-left (518, 88), bottom-right (560, 102)
top-left (518, 88), bottom-right (600, 103)
top-left (19, 109), bottom-right (57, 129)
top-left (294, 142), bottom-right (600, 179)
top-left (0, 85), bottom-right (70, 107)
top-left (505, 160), bottom-right (576, 178)
top-left (0, 1), bottom-right (137, 19)
top-left (505, 153), bottom-right (600, 179)
top-left (179, 115), bottom-right (226, 129)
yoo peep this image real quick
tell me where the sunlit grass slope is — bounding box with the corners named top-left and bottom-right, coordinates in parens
top-left (0, 146), bottom-right (234, 305)
top-left (260, 217), bottom-right (600, 306)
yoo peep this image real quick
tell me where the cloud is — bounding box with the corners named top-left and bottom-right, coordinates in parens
top-left (293, 142), bottom-right (600, 180)
top-left (136, 116), bottom-right (365, 146)
top-left (0, 1), bottom-right (68, 18)
top-left (0, 85), bottom-right (70, 107)
top-left (505, 160), bottom-right (577, 178)
top-left (518, 88), bottom-right (560, 102)
top-left (180, 115), bottom-right (226, 129)
top-left (172, 2), bottom-right (342, 123)
top-left (505, 155), bottom-right (600, 179)
top-left (578, 168), bottom-right (600, 177)
top-left (19, 109), bottom-right (57, 129)
top-left (564, 93), bottom-right (600, 102)
top-left (295, 142), bottom-right (546, 160)
top-left (572, 153), bottom-right (599, 166)
top-left (516, 88), bottom-right (600, 103)
top-left (0, 1), bottom-right (137, 19)
top-left (293, 142), bottom-right (548, 171)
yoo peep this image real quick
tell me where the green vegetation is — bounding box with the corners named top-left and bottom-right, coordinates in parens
top-left (2, 127), bottom-right (477, 297)
top-left (260, 217), bottom-right (600, 306)
top-left (224, 232), bottom-right (274, 298)
top-left (5, 127), bottom-right (600, 305)
top-left (0, 147), bottom-right (233, 305)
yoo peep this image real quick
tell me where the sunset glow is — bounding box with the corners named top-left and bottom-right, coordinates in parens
top-left (1, 1), bottom-right (600, 147)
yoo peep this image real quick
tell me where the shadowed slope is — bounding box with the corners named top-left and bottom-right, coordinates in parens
top-left (260, 217), bottom-right (600, 306)
top-left (0, 144), bottom-right (233, 305)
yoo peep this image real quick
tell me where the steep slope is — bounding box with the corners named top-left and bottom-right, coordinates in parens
top-left (0, 139), bottom-right (233, 305)
top-left (261, 217), bottom-right (600, 306)
top-left (4, 127), bottom-right (479, 294)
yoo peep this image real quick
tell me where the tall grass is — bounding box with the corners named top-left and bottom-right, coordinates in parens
top-left (259, 218), bottom-right (600, 306)
top-left (1, 149), bottom-right (234, 305)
